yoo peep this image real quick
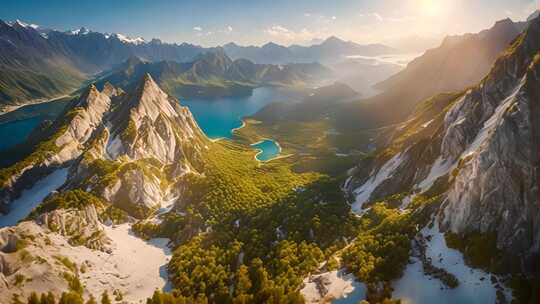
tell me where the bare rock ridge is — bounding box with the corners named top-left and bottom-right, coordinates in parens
top-left (345, 16), bottom-right (540, 268)
top-left (106, 73), bottom-right (204, 164)
top-left (72, 74), bottom-right (208, 215)
top-left (0, 84), bottom-right (113, 209)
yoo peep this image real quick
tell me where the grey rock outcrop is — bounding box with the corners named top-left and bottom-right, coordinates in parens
top-left (37, 205), bottom-right (111, 251)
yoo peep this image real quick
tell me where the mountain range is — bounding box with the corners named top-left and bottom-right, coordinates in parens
top-left (223, 36), bottom-right (396, 64)
top-left (335, 14), bottom-right (535, 131)
top-left (0, 19), bottom-right (392, 111)
top-left (94, 50), bottom-right (332, 99)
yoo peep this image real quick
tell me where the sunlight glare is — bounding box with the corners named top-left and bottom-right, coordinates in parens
top-left (420, 0), bottom-right (446, 17)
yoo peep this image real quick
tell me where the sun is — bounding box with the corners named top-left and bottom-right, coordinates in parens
top-left (420, 0), bottom-right (445, 17)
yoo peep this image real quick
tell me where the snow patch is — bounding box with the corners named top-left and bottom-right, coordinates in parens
top-left (111, 33), bottom-right (145, 45)
top-left (105, 134), bottom-right (123, 160)
top-left (417, 157), bottom-right (451, 193)
top-left (8, 19), bottom-right (39, 29)
top-left (0, 169), bottom-right (68, 228)
top-left (342, 176), bottom-right (353, 191)
top-left (351, 153), bottom-right (404, 214)
top-left (399, 195), bottom-right (413, 210)
top-left (68, 27), bottom-right (90, 35)
top-left (68, 224), bottom-right (172, 302)
top-left (301, 269), bottom-right (366, 304)
top-left (421, 119), bottom-right (434, 128)
top-left (462, 76), bottom-right (525, 159)
top-left (393, 222), bottom-right (511, 303)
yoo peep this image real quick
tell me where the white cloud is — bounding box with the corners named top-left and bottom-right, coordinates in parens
top-left (303, 13), bottom-right (337, 24)
top-left (216, 26), bottom-right (234, 35)
top-left (264, 25), bottom-right (328, 44)
top-left (372, 13), bottom-right (383, 22)
top-left (193, 26), bottom-right (202, 31)
top-left (265, 25), bottom-right (293, 38)
top-left (359, 12), bottom-right (384, 22)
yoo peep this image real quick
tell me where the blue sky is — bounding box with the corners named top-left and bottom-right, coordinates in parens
top-left (1, 0), bottom-right (539, 47)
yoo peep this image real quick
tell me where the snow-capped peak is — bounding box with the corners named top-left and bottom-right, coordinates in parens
top-left (110, 33), bottom-right (145, 45)
top-left (68, 27), bottom-right (91, 35)
top-left (8, 19), bottom-right (39, 29)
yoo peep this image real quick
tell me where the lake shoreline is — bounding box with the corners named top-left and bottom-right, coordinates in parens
top-left (251, 138), bottom-right (283, 162)
top-left (231, 119), bottom-right (246, 134)
top-left (0, 94), bottom-right (70, 117)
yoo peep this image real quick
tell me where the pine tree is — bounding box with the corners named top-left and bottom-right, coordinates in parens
top-left (149, 290), bottom-right (162, 304)
top-left (100, 292), bottom-right (111, 304)
top-left (58, 292), bottom-right (83, 304)
top-left (27, 292), bottom-right (39, 304)
top-left (249, 258), bottom-right (269, 293)
top-left (84, 295), bottom-right (97, 304)
top-left (234, 265), bottom-right (252, 296)
top-left (42, 292), bottom-right (56, 304)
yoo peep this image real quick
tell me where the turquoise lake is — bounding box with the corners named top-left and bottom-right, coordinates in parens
top-left (0, 117), bottom-right (43, 151)
top-left (0, 98), bottom-right (69, 152)
top-left (180, 87), bottom-right (301, 139)
top-left (251, 139), bottom-right (281, 161)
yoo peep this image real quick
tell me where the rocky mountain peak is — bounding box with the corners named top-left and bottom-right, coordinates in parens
top-left (321, 35), bottom-right (345, 46)
top-left (102, 73), bottom-right (207, 166)
top-left (493, 17), bottom-right (514, 26)
top-left (101, 82), bottom-right (122, 97)
top-left (68, 76), bottom-right (208, 215)
top-left (55, 84), bottom-right (111, 149)
top-left (527, 9), bottom-right (540, 22)
top-left (127, 73), bottom-right (179, 122)
top-left (75, 84), bottom-right (100, 106)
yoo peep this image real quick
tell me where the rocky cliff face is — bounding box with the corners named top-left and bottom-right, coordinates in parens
top-left (36, 205), bottom-right (111, 251)
top-left (0, 84), bottom-right (114, 209)
top-left (345, 16), bottom-right (540, 268)
top-left (439, 24), bottom-right (540, 258)
top-left (106, 74), bottom-right (204, 164)
top-left (65, 74), bottom-right (207, 217)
